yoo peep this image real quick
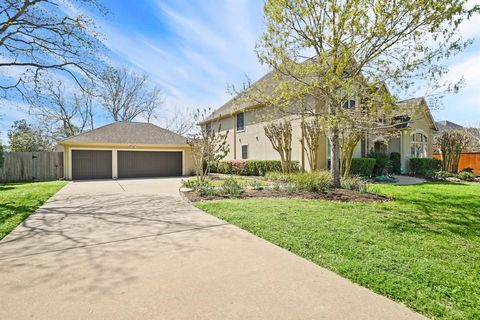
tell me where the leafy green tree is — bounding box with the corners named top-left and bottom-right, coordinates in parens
top-left (255, 0), bottom-right (478, 187)
top-left (7, 120), bottom-right (52, 152)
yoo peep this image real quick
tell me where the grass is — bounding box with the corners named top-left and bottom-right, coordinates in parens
top-left (0, 181), bottom-right (67, 240)
top-left (195, 182), bottom-right (480, 320)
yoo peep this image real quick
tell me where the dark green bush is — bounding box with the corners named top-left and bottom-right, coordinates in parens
top-left (460, 167), bottom-right (474, 174)
top-left (211, 160), bottom-right (299, 176)
top-left (409, 158), bottom-right (442, 176)
top-left (350, 158), bottom-right (376, 177)
top-left (389, 152), bottom-right (401, 174)
top-left (368, 151), bottom-right (391, 175)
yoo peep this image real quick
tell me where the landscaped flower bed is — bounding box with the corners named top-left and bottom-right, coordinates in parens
top-left (181, 171), bottom-right (389, 203)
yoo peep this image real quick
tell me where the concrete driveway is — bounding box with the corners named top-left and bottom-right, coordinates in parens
top-left (0, 178), bottom-right (425, 320)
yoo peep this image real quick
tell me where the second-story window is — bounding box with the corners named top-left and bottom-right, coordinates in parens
top-left (342, 99), bottom-right (356, 109)
top-left (236, 112), bottom-right (245, 131)
top-left (205, 122), bottom-right (212, 133)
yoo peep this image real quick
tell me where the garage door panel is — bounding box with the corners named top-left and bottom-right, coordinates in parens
top-left (72, 150), bottom-right (112, 180)
top-left (118, 151), bottom-right (182, 178)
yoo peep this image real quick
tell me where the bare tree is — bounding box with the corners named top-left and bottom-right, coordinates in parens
top-left (264, 120), bottom-right (293, 173)
top-left (0, 0), bottom-right (106, 98)
top-left (26, 80), bottom-right (96, 140)
top-left (463, 124), bottom-right (480, 152)
top-left (99, 67), bottom-right (163, 122)
top-left (163, 106), bottom-right (197, 135)
top-left (187, 109), bottom-right (229, 182)
top-left (438, 130), bottom-right (470, 173)
top-left (301, 117), bottom-right (325, 171)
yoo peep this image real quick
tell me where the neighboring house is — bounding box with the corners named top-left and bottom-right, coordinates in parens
top-left (58, 122), bottom-right (193, 180)
top-left (435, 120), bottom-right (463, 132)
top-left (200, 74), bottom-right (438, 173)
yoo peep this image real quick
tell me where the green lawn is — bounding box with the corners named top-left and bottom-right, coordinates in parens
top-left (195, 182), bottom-right (480, 320)
top-left (0, 181), bottom-right (67, 240)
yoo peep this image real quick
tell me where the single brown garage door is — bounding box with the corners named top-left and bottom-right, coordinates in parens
top-left (72, 150), bottom-right (112, 180)
top-left (118, 151), bottom-right (182, 179)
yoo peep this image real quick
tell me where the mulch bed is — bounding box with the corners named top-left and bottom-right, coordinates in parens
top-left (183, 188), bottom-right (390, 203)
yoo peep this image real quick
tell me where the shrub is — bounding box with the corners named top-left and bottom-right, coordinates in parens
top-left (409, 158), bottom-right (442, 176)
top-left (265, 171), bottom-right (286, 181)
top-left (460, 167), bottom-right (474, 174)
top-left (368, 151), bottom-right (391, 175)
top-left (341, 176), bottom-right (368, 193)
top-left (287, 171), bottom-right (331, 193)
top-left (389, 152), bottom-right (401, 174)
top-left (283, 183), bottom-right (298, 193)
top-left (219, 178), bottom-right (244, 196)
top-left (211, 160), bottom-right (299, 176)
top-left (181, 178), bottom-right (199, 189)
top-left (435, 171), bottom-right (455, 179)
top-left (197, 183), bottom-right (215, 197)
top-left (228, 160), bottom-right (247, 174)
top-left (350, 158), bottom-right (376, 177)
top-left (458, 171), bottom-right (476, 181)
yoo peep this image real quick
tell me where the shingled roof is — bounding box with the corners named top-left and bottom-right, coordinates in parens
top-left (59, 122), bottom-right (187, 145)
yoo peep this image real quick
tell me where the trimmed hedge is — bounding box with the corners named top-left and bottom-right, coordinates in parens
top-left (210, 160), bottom-right (299, 176)
top-left (368, 151), bottom-right (391, 175)
top-left (350, 158), bottom-right (376, 177)
top-left (409, 158), bottom-right (441, 176)
top-left (389, 152), bottom-right (401, 174)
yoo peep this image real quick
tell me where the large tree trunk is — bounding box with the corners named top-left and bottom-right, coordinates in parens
top-left (329, 127), bottom-right (341, 188)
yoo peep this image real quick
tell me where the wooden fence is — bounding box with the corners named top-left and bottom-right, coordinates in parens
top-left (433, 152), bottom-right (480, 174)
top-left (0, 152), bottom-right (64, 183)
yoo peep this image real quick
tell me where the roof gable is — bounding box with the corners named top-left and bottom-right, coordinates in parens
top-left (60, 122), bottom-right (187, 145)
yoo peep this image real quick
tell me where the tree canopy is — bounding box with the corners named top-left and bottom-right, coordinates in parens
top-left (255, 0), bottom-right (478, 186)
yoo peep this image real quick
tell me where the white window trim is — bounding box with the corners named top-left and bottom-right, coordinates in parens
top-left (410, 129), bottom-right (428, 158)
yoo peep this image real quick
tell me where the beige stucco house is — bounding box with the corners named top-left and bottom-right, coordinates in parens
top-left (200, 74), bottom-right (438, 173)
top-left (58, 122), bottom-right (193, 180)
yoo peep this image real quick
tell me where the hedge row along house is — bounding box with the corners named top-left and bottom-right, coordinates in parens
top-left (199, 70), bottom-right (438, 174)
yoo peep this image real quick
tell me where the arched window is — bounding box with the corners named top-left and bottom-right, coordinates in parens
top-left (411, 132), bottom-right (427, 158)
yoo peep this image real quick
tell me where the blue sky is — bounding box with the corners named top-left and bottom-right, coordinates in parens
top-left (1, 0), bottom-right (479, 141)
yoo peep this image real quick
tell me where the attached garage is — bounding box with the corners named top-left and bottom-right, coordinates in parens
top-left (58, 122), bottom-right (193, 180)
top-left (118, 151), bottom-right (182, 178)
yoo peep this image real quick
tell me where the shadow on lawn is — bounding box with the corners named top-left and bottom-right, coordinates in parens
top-left (382, 182), bottom-right (480, 238)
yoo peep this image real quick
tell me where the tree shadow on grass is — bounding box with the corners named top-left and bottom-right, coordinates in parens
top-left (381, 183), bottom-right (480, 238)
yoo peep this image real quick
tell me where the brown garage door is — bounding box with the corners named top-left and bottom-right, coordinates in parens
top-left (118, 151), bottom-right (182, 178)
top-left (72, 150), bottom-right (112, 180)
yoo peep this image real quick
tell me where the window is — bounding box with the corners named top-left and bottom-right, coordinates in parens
top-left (241, 145), bottom-right (248, 159)
top-left (342, 99), bottom-right (356, 109)
top-left (410, 132), bottom-right (427, 158)
top-left (236, 112), bottom-right (245, 131)
top-left (205, 122), bottom-right (212, 133)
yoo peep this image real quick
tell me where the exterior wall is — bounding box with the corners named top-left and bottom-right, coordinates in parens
top-left (209, 105), bottom-right (329, 171)
top-left (208, 100), bottom-right (436, 173)
top-left (399, 113), bottom-right (435, 172)
top-left (60, 143), bottom-right (193, 179)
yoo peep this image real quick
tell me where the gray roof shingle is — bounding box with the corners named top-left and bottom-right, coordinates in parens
top-left (60, 122), bottom-right (187, 145)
